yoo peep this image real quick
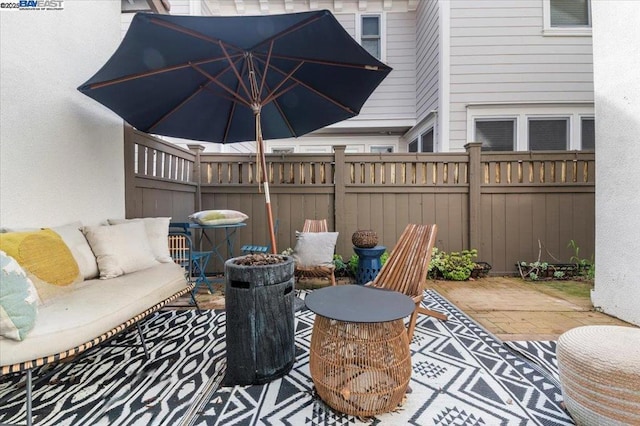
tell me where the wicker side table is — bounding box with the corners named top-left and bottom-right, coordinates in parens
top-left (305, 285), bottom-right (414, 417)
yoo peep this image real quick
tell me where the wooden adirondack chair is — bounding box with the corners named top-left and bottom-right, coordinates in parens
top-left (366, 223), bottom-right (447, 341)
top-left (301, 219), bottom-right (327, 233)
top-left (294, 219), bottom-right (337, 286)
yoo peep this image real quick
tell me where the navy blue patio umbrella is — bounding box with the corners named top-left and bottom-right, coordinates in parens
top-left (78, 10), bottom-right (391, 253)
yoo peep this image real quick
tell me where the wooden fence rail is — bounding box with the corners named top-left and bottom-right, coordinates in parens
top-left (125, 128), bottom-right (595, 275)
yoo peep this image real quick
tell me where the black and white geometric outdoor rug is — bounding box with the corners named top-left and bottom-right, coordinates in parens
top-left (191, 290), bottom-right (574, 426)
top-left (0, 290), bottom-right (574, 426)
top-left (0, 309), bottom-right (227, 426)
top-left (504, 341), bottom-right (560, 382)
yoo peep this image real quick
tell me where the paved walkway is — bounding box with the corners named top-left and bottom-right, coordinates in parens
top-left (430, 277), bottom-right (634, 341)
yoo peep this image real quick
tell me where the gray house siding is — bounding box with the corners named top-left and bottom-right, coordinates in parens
top-left (352, 11), bottom-right (417, 122)
top-left (447, 0), bottom-right (594, 151)
top-left (416, 0), bottom-right (440, 122)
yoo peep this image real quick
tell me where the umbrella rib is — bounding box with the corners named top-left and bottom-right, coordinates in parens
top-left (270, 93), bottom-right (297, 138)
top-left (223, 101), bottom-right (238, 143)
top-left (249, 12), bottom-right (324, 52)
top-left (191, 63), bottom-right (252, 108)
top-left (253, 52), bottom-right (387, 72)
top-left (149, 17), bottom-right (245, 54)
top-left (148, 86), bottom-right (206, 132)
top-left (254, 57), bottom-right (356, 115)
top-left (147, 16), bottom-right (253, 102)
top-left (251, 65), bottom-right (298, 138)
top-left (261, 62), bottom-right (304, 106)
top-left (85, 55), bottom-right (241, 90)
top-left (217, 42), bottom-right (253, 104)
top-left (223, 58), bottom-right (250, 143)
top-left (258, 41), bottom-right (274, 102)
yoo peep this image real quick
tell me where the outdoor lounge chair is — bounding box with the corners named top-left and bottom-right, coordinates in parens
top-left (366, 223), bottom-right (447, 341)
top-left (294, 219), bottom-right (337, 286)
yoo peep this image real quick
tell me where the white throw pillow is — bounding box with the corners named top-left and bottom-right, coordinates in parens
top-left (188, 210), bottom-right (248, 226)
top-left (292, 231), bottom-right (339, 267)
top-left (51, 221), bottom-right (100, 279)
top-left (83, 221), bottom-right (159, 279)
top-left (108, 217), bottom-right (172, 263)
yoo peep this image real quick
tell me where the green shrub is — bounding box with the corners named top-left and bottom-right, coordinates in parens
top-left (568, 240), bottom-right (595, 280)
top-left (348, 254), bottom-right (359, 276)
top-left (332, 254), bottom-right (347, 274)
top-left (429, 248), bottom-right (478, 281)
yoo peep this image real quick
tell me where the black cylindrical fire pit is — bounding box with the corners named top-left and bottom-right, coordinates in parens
top-left (224, 255), bottom-right (295, 385)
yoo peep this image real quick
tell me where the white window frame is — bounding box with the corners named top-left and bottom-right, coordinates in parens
top-left (542, 0), bottom-right (592, 37)
top-left (355, 12), bottom-right (387, 62)
top-left (467, 104), bottom-right (594, 151)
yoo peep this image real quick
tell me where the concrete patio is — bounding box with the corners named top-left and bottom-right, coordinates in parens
top-left (429, 277), bottom-right (634, 341)
top-left (188, 275), bottom-right (636, 342)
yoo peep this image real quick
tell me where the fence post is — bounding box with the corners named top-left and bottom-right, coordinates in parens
top-left (124, 126), bottom-right (137, 218)
top-left (333, 145), bottom-right (347, 235)
top-left (466, 142), bottom-right (482, 255)
top-left (187, 144), bottom-right (205, 213)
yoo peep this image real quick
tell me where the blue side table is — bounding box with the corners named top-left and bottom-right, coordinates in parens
top-left (354, 245), bottom-right (386, 285)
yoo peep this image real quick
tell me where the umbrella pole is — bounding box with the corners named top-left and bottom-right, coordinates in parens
top-left (256, 112), bottom-right (278, 254)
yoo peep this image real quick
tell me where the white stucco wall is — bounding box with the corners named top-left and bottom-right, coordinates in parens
top-left (0, 1), bottom-right (124, 228)
top-left (591, 1), bottom-right (640, 326)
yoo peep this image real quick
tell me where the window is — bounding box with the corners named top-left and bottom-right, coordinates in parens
top-left (408, 130), bottom-right (433, 153)
top-left (543, 0), bottom-right (591, 36)
top-left (468, 105), bottom-right (594, 151)
top-left (361, 16), bottom-right (381, 59)
top-left (551, 0), bottom-right (590, 27)
top-left (272, 147), bottom-right (294, 154)
top-left (475, 119), bottom-right (515, 151)
top-left (371, 146), bottom-right (393, 153)
top-left (121, 0), bottom-right (170, 13)
top-left (581, 117), bottom-right (595, 150)
top-left (356, 14), bottom-right (385, 61)
top-left (421, 129), bottom-right (434, 152)
top-left (528, 118), bottom-right (569, 150)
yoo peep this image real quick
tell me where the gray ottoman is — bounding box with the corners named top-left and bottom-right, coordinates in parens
top-left (557, 325), bottom-right (640, 425)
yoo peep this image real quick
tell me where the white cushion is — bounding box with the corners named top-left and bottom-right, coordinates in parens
top-left (292, 231), bottom-right (339, 267)
top-left (83, 222), bottom-right (159, 279)
top-left (108, 217), bottom-right (172, 263)
top-left (51, 222), bottom-right (100, 279)
top-left (0, 263), bottom-right (187, 367)
top-left (0, 251), bottom-right (39, 341)
top-left (188, 210), bottom-right (248, 226)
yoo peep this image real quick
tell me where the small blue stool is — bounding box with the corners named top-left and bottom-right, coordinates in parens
top-left (354, 245), bottom-right (386, 285)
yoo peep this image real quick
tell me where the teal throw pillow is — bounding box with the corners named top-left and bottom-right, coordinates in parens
top-left (0, 250), bottom-right (39, 340)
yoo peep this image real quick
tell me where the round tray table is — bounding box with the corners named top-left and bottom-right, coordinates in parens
top-left (305, 285), bottom-right (414, 417)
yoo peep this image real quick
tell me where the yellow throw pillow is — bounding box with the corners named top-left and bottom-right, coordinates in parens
top-left (0, 229), bottom-right (82, 304)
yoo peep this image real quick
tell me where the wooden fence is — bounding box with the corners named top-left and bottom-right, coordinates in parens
top-left (125, 128), bottom-right (595, 274)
